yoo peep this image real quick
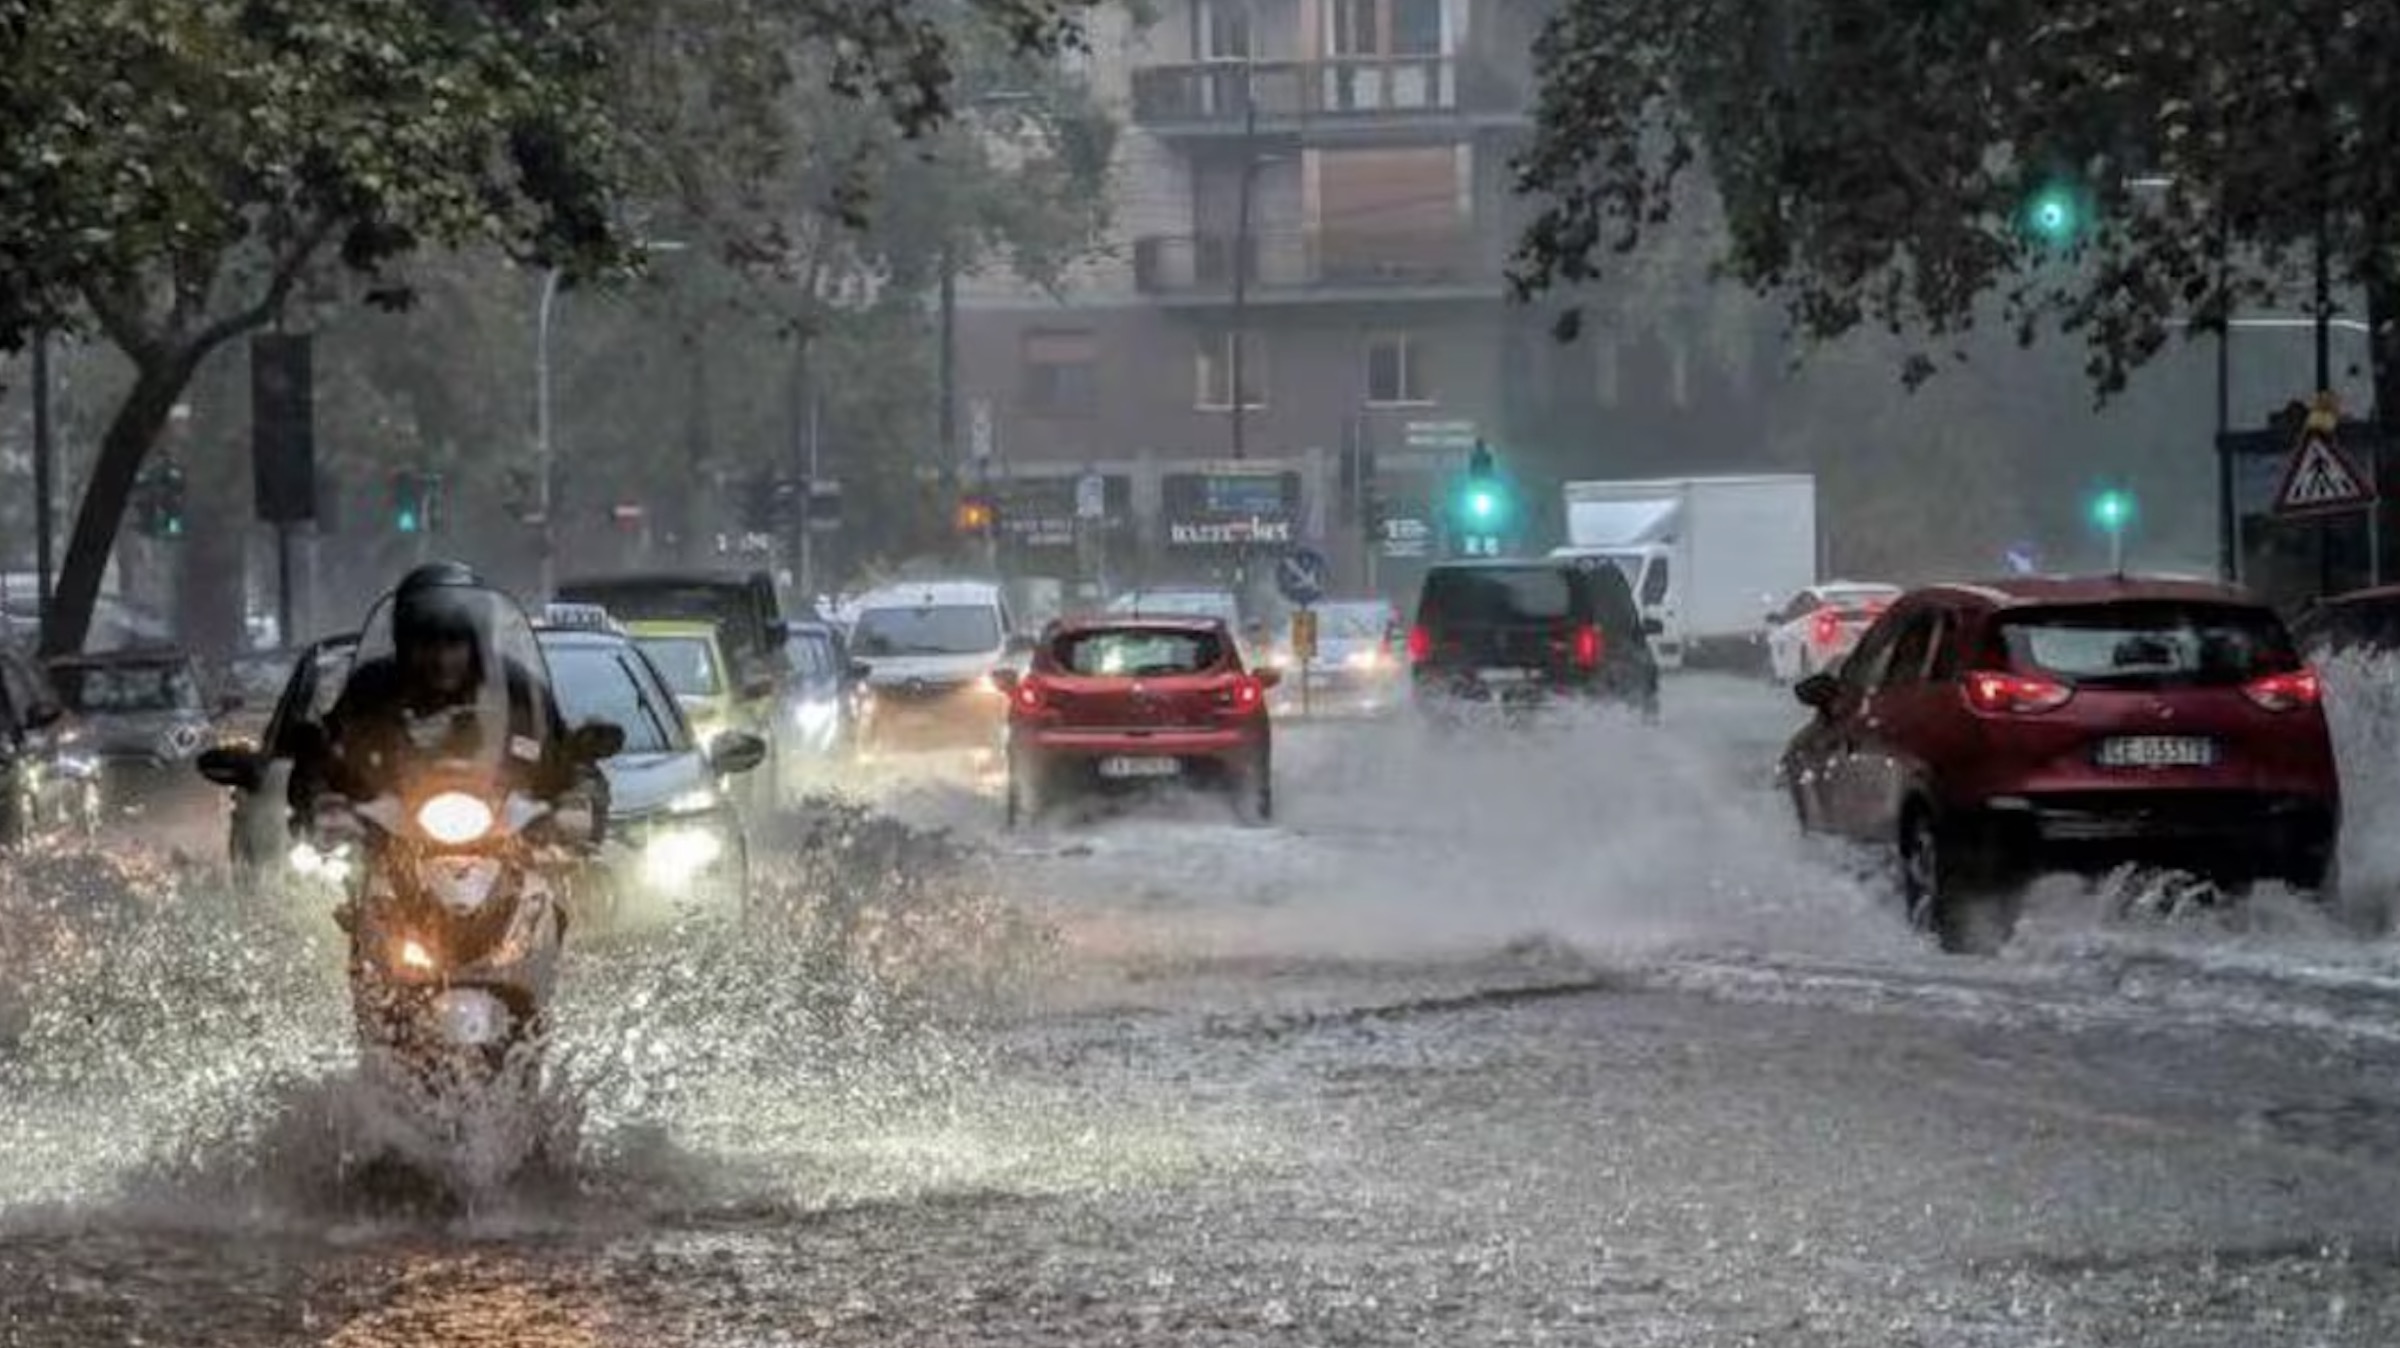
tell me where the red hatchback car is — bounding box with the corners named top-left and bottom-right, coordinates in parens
top-left (1782, 577), bottom-right (2341, 952)
top-left (996, 616), bottom-right (1281, 827)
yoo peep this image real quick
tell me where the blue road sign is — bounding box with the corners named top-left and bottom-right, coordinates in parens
top-left (1275, 547), bottom-right (1329, 606)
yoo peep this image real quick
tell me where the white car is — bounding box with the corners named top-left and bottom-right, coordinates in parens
top-left (1764, 582), bottom-right (1902, 682)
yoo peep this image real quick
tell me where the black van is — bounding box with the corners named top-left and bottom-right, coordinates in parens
top-left (555, 570), bottom-right (789, 685)
top-left (1408, 557), bottom-right (1660, 719)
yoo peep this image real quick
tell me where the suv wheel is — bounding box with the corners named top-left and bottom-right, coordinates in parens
top-left (1901, 808), bottom-right (2020, 956)
top-left (1232, 751), bottom-right (1273, 827)
top-left (1005, 753), bottom-right (1044, 830)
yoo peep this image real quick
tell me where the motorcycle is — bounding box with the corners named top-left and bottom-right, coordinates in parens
top-left (296, 583), bottom-right (619, 1117)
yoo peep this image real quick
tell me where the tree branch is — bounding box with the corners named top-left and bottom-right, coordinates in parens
top-left (190, 214), bottom-right (339, 354)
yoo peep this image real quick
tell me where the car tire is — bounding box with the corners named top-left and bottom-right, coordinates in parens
top-left (1901, 806), bottom-right (2020, 956)
top-left (1232, 752), bottom-right (1273, 827)
top-left (1005, 753), bottom-right (1044, 830)
top-left (2313, 852), bottom-right (2388, 937)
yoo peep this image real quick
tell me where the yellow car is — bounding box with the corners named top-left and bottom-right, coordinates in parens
top-left (626, 620), bottom-right (752, 749)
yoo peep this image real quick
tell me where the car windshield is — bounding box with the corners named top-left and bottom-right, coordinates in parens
top-left (1995, 602), bottom-right (2300, 687)
top-left (852, 604), bottom-right (1001, 656)
top-left (636, 636), bottom-right (724, 697)
top-left (52, 662), bottom-right (201, 714)
top-left (1053, 627), bottom-right (1226, 676)
top-left (1315, 603), bottom-right (1393, 641)
top-left (547, 643), bottom-right (683, 754)
top-left (228, 654), bottom-right (297, 702)
top-left (787, 634), bottom-right (832, 678)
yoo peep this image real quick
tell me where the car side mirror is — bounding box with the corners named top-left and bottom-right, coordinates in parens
top-left (767, 619), bottom-right (792, 645)
top-left (742, 674), bottom-right (775, 700)
top-left (1794, 672), bottom-right (1841, 711)
top-left (1643, 618), bottom-right (1665, 637)
top-left (567, 719), bottom-right (627, 763)
top-left (709, 729), bottom-right (768, 775)
top-left (1254, 667), bottom-right (1283, 690)
top-left (847, 661), bottom-right (872, 682)
top-left (1005, 633), bottom-right (1036, 656)
top-left (989, 668), bottom-right (1020, 694)
top-left (196, 745), bottom-right (263, 791)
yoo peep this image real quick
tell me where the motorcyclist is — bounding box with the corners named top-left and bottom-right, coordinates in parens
top-left (291, 562), bottom-right (604, 839)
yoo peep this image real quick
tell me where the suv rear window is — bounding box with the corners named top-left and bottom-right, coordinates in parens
top-left (1053, 628), bottom-right (1226, 676)
top-left (1421, 567), bottom-right (1574, 623)
top-left (1992, 602), bottom-right (2299, 687)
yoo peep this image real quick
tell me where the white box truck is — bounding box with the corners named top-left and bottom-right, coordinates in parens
top-left (1551, 475), bottom-right (1818, 670)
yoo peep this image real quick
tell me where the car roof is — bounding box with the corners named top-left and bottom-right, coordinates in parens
top-left (534, 627), bottom-right (633, 649)
top-left (856, 580), bottom-right (1003, 607)
top-left (622, 619), bottom-right (723, 642)
top-left (2314, 584), bottom-right (2400, 608)
top-left (47, 647), bottom-right (196, 667)
top-left (1919, 575), bottom-right (2257, 608)
top-left (558, 569), bottom-right (762, 589)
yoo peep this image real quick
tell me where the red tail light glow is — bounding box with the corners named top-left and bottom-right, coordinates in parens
top-left (1010, 676), bottom-right (1046, 714)
top-left (1572, 624), bottom-right (1603, 669)
top-left (1231, 675), bottom-right (1265, 713)
top-left (1961, 669), bottom-right (2074, 715)
top-left (1811, 611), bottom-right (1841, 646)
top-left (2242, 668), bottom-right (2322, 712)
top-left (1407, 625), bottom-right (1432, 662)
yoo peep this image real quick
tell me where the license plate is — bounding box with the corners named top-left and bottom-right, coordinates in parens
top-left (1098, 756), bottom-right (1180, 780)
top-left (1477, 668), bottom-right (1534, 686)
top-left (2096, 736), bottom-right (2218, 769)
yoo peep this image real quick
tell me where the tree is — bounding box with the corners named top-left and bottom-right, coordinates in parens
top-left (1511, 0), bottom-right (2400, 418)
top-left (1, 0), bottom-right (1099, 653)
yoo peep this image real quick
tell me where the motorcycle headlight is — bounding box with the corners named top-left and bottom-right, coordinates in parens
top-left (416, 791), bottom-right (494, 845)
top-left (641, 823), bottom-right (727, 887)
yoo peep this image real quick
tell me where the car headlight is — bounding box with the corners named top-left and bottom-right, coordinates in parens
top-left (641, 822), bottom-right (728, 887)
top-left (416, 791), bottom-right (494, 844)
top-left (667, 788), bottom-right (718, 816)
top-left (1346, 648), bottom-right (1383, 670)
top-left (794, 698), bottom-right (840, 732)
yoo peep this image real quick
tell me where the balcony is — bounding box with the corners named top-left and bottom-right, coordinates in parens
top-left (1132, 230), bottom-right (1501, 303)
top-left (1130, 56), bottom-right (1526, 136)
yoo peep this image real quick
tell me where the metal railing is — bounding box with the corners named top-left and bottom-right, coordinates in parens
top-left (1130, 55), bottom-right (1524, 127)
top-left (1132, 230), bottom-right (1495, 294)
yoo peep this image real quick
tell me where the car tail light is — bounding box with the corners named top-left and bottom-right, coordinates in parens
top-left (1572, 624), bottom-right (1603, 669)
top-left (2242, 668), bottom-right (2321, 712)
top-left (1811, 611), bottom-right (1841, 646)
top-left (1228, 674), bottom-right (1266, 714)
top-left (1961, 669), bottom-right (2074, 715)
top-left (1010, 676), bottom-right (1047, 714)
top-left (1406, 625), bottom-right (1432, 662)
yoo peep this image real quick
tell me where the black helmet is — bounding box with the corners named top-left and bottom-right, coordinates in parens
top-left (392, 560), bottom-right (489, 653)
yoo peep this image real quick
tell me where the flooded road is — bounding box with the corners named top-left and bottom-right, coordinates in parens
top-left (8, 676), bottom-right (2400, 1345)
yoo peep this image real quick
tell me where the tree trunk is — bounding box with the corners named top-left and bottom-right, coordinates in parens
top-left (42, 347), bottom-right (203, 656)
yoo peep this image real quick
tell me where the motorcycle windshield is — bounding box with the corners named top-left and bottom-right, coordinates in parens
top-left (331, 582), bottom-right (556, 787)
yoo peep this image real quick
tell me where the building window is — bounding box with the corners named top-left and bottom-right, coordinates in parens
top-left (1197, 331), bottom-right (1267, 409)
top-left (1198, 0), bottom-right (1250, 59)
top-left (1020, 329), bottom-right (1097, 414)
top-left (1327, 0), bottom-right (1381, 56)
top-left (1365, 333), bottom-right (1432, 404)
top-left (1326, 0), bottom-right (1445, 56)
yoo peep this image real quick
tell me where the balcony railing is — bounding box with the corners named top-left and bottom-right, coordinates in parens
top-left (1130, 55), bottom-right (1525, 129)
top-left (1132, 230), bottom-right (1496, 296)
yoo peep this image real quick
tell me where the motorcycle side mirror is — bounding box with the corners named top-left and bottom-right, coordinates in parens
top-left (1794, 672), bottom-right (1841, 711)
top-left (196, 745), bottom-right (263, 791)
top-left (708, 730), bottom-right (769, 775)
top-left (567, 719), bottom-right (627, 763)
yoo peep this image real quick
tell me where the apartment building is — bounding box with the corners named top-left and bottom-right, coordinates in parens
top-left (953, 0), bottom-right (1546, 596)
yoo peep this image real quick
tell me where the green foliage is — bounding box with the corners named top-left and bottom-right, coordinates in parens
top-left (1513, 0), bottom-right (2400, 404)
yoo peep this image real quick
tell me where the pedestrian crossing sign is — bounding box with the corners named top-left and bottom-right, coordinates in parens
top-left (2273, 394), bottom-right (2375, 517)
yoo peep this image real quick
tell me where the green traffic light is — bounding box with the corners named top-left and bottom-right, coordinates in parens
top-left (397, 507), bottom-right (421, 534)
top-left (2089, 489), bottom-right (2132, 531)
top-left (1467, 487), bottom-right (1498, 521)
top-left (2026, 185), bottom-right (2079, 243)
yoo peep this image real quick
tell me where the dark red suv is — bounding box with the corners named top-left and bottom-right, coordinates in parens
top-left (995, 616), bottom-right (1279, 827)
top-left (1781, 577), bottom-right (2340, 952)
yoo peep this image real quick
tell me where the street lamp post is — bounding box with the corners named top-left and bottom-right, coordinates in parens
top-left (533, 241), bottom-right (687, 600)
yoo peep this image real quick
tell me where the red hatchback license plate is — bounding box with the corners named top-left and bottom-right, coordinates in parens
top-left (2095, 735), bottom-right (2219, 769)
